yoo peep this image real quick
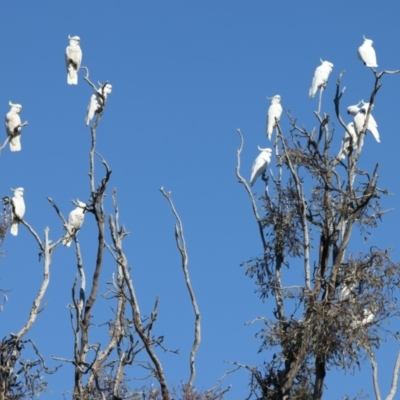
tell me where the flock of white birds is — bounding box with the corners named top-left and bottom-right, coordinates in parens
top-left (250, 35), bottom-right (379, 190)
top-left (6, 35), bottom-right (113, 245)
top-left (249, 35), bottom-right (379, 326)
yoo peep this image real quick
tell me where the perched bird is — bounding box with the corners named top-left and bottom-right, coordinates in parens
top-left (361, 309), bottom-right (374, 326)
top-left (339, 281), bottom-right (356, 301)
top-left (337, 122), bottom-right (360, 160)
top-left (65, 35), bottom-right (82, 85)
top-left (358, 35), bottom-right (378, 68)
top-left (266, 95), bottom-right (283, 140)
top-left (85, 83), bottom-right (113, 125)
top-left (309, 59), bottom-right (334, 99)
top-left (10, 188), bottom-right (25, 236)
top-left (250, 147), bottom-right (272, 186)
top-left (62, 200), bottom-right (87, 247)
top-left (5, 101), bottom-right (28, 152)
top-left (348, 101), bottom-right (380, 143)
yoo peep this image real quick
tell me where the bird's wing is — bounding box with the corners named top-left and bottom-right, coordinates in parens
top-left (85, 94), bottom-right (99, 125)
top-left (5, 112), bottom-right (21, 136)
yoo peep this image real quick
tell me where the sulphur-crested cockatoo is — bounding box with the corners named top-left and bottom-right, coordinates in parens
top-left (66, 35), bottom-right (82, 85)
top-left (358, 35), bottom-right (378, 68)
top-left (340, 281), bottom-right (356, 301)
top-left (337, 122), bottom-right (360, 160)
top-left (309, 59), bottom-right (334, 99)
top-left (266, 95), bottom-right (282, 140)
top-left (5, 101), bottom-right (28, 152)
top-left (361, 309), bottom-right (374, 326)
top-left (62, 200), bottom-right (86, 247)
top-left (10, 188), bottom-right (25, 236)
top-left (250, 147), bottom-right (272, 187)
top-left (348, 102), bottom-right (380, 143)
top-left (85, 83), bottom-right (113, 125)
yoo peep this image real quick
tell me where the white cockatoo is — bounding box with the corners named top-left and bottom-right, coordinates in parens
top-left (348, 101), bottom-right (380, 143)
top-left (351, 308), bottom-right (375, 329)
top-left (358, 35), bottom-right (378, 68)
top-left (85, 83), bottom-right (113, 125)
top-left (266, 95), bottom-right (283, 140)
top-left (10, 188), bottom-right (25, 236)
top-left (340, 281), bottom-right (356, 301)
top-left (62, 200), bottom-right (86, 247)
top-left (5, 101), bottom-right (28, 152)
top-left (360, 309), bottom-right (374, 326)
top-left (337, 122), bottom-right (361, 160)
top-left (309, 59), bottom-right (334, 99)
top-left (65, 35), bottom-right (82, 85)
top-left (250, 147), bottom-right (272, 187)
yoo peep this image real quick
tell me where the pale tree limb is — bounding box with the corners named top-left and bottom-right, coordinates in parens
top-left (160, 187), bottom-right (201, 390)
top-left (387, 348), bottom-right (400, 400)
top-left (108, 191), bottom-right (170, 400)
top-left (235, 129), bottom-right (285, 321)
top-left (16, 227), bottom-right (51, 340)
top-left (366, 346), bottom-right (382, 400)
top-left (276, 124), bottom-right (311, 290)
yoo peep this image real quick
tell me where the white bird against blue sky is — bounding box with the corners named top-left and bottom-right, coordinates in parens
top-left (266, 95), bottom-right (282, 140)
top-left (348, 101), bottom-right (380, 143)
top-left (10, 188), bottom-right (25, 236)
top-left (337, 122), bottom-right (360, 160)
top-left (309, 59), bottom-right (334, 99)
top-left (85, 83), bottom-right (113, 125)
top-left (358, 35), bottom-right (378, 68)
top-left (249, 147), bottom-right (272, 187)
top-left (5, 101), bottom-right (28, 152)
top-left (65, 35), bottom-right (82, 85)
top-left (62, 200), bottom-right (87, 247)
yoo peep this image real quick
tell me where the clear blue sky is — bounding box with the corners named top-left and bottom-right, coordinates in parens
top-left (1, 2), bottom-right (400, 399)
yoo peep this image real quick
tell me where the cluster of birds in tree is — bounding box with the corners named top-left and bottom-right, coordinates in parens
top-left (248, 35), bottom-right (380, 327)
top-left (250, 35), bottom-right (380, 188)
top-left (5, 35), bottom-right (113, 245)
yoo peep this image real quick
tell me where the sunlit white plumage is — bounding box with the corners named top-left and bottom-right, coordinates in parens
top-left (5, 101), bottom-right (28, 152)
top-left (65, 35), bottom-right (82, 85)
top-left (337, 122), bottom-right (360, 160)
top-left (348, 102), bottom-right (380, 143)
top-left (340, 281), bottom-right (356, 301)
top-left (85, 83), bottom-right (113, 125)
top-left (358, 35), bottom-right (378, 68)
top-left (250, 147), bottom-right (272, 187)
top-left (309, 59), bottom-right (334, 99)
top-left (361, 309), bottom-right (374, 326)
top-left (266, 95), bottom-right (283, 140)
top-left (62, 200), bottom-right (86, 247)
top-left (10, 188), bottom-right (25, 236)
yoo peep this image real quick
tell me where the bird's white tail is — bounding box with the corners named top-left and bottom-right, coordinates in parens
top-left (67, 68), bottom-right (78, 85)
top-left (62, 235), bottom-right (72, 247)
top-left (10, 223), bottom-right (18, 236)
top-left (9, 136), bottom-right (21, 152)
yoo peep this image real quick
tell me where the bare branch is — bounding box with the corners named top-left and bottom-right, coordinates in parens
top-left (160, 187), bottom-right (201, 389)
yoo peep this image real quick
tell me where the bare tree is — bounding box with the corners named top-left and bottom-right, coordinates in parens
top-left (236, 66), bottom-right (400, 399)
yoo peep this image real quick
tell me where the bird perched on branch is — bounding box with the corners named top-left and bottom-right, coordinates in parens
top-left (85, 83), bottom-right (113, 125)
top-left (309, 59), bottom-right (334, 99)
top-left (358, 35), bottom-right (378, 68)
top-left (250, 147), bottom-right (272, 186)
top-left (337, 122), bottom-right (360, 160)
top-left (65, 35), bottom-right (82, 85)
top-left (5, 101), bottom-right (28, 152)
top-left (348, 101), bottom-right (380, 143)
top-left (62, 200), bottom-right (86, 247)
top-left (10, 188), bottom-right (25, 236)
top-left (266, 95), bottom-right (282, 140)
